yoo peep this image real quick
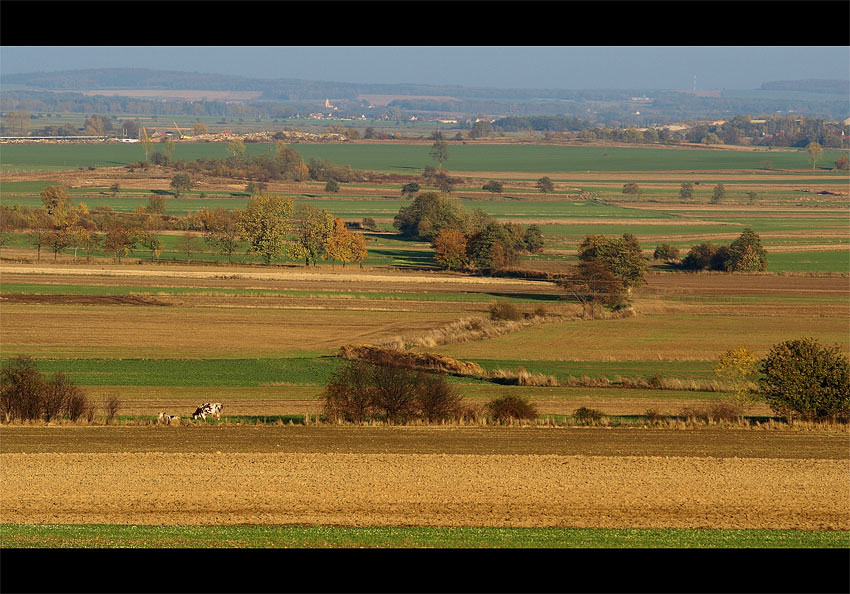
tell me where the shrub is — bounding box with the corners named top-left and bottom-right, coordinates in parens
top-left (759, 337), bottom-right (850, 421)
top-left (322, 360), bottom-right (375, 423)
top-left (325, 179), bottom-right (340, 193)
top-left (321, 358), bottom-right (464, 424)
top-left (489, 301), bottom-right (522, 321)
top-left (572, 407), bottom-right (605, 425)
top-left (416, 373), bottom-right (464, 423)
top-left (644, 409), bottom-right (667, 424)
top-left (0, 356), bottom-right (90, 423)
top-left (486, 395), bottom-right (538, 423)
top-left (104, 394), bottom-right (121, 424)
top-left (653, 243), bottom-right (680, 262)
top-left (622, 182), bottom-right (640, 195)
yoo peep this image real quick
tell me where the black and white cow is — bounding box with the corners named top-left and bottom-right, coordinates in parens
top-left (192, 402), bottom-right (222, 420)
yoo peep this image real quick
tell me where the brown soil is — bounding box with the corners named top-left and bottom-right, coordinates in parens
top-left (1, 426), bottom-right (846, 530)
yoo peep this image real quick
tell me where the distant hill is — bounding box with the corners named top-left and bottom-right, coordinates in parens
top-left (760, 79), bottom-right (849, 95)
top-left (2, 69), bottom-right (848, 123)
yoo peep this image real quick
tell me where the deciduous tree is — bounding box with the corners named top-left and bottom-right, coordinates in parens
top-left (714, 345), bottom-right (760, 418)
top-left (238, 194), bottom-right (294, 264)
top-left (482, 180), bottom-right (504, 194)
top-left (536, 176), bottom-right (554, 193)
top-left (170, 174), bottom-right (192, 198)
top-left (433, 228), bottom-right (468, 271)
top-left (806, 141), bottom-right (823, 170)
top-left (292, 204), bottom-right (334, 266)
top-left (429, 139), bottom-right (449, 169)
top-left (759, 338), bottom-right (849, 421)
top-left (726, 228), bottom-right (767, 272)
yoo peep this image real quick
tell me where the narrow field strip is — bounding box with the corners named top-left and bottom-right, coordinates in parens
top-left (2, 452), bottom-right (846, 530)
top-left (1, 523), bottom-right (846, 548)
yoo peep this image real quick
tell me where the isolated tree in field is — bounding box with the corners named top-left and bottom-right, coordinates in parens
top-left (170, 173), bottom-right (192, 198)
top-left (711, 183), bottom-right (726, 204)
top-left (163, 139), bottom-right (176, 162)
top-left (103, 223), bottom-right (136, 263)
top-left (361, 217), bottom-right (378, 231)
top-left (725, 228), bottom-right (767, 272)
top-left (714, 345), bottom-right (760, 418)
top-left (835, 154), bottom-right (849, 171)
top-left (578, 233), bottom-right (648, 294)
top-left (192, 122), bottom-right (208, 136)
top-left (482, 180), bottom-right (504, 194)
top-left (400, 182), bottom-right (420, 197)
top-left (238, 194), bottom-right (294, 264)
top-left (227, 138), bottom-right (247, 162)
top-left (292, 204), bottom-right (334, 266)
top-left (324, 179), bottom-right (340, 193)
top-left (429, 139), bottom-right (449, 170)
top-left (806, 141), bottom-right (823, 170)
top-left (176, 232), bottom-right (202, 263)
top-left (653, 243), bottom-right (680, 262)
top-left (139, 127), bottom-right (154, 161)
top-left (679, 182), bottom-right (694, 200)
top-left (433, 227), bottom-right (468, 271)
top-left (759, 337), bottom-right (849, 421)
top-left (557, 259), bottom-right (627, 318)
top-left (40, 185), bottom-right (71, 218)
top-left (622, 182), bottom-right (640, 195)
top-left (746, 191), bottom-right (758, 204)
top-left (536, 176), bottom-right (555, 193)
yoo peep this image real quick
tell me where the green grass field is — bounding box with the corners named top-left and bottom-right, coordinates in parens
top-left (1, 523), bottom-right (846, 548)
top-left (1, 142), bottom-right (845, 173)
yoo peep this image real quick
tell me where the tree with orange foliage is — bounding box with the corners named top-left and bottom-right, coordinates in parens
top-left (433, 228), bottom-right (467, 271)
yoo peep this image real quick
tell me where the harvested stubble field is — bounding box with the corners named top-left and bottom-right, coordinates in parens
top-left (1, 426), bottom-right (847, 531)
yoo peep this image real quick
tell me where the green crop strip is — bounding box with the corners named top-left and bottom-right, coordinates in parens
top-left (1, 524), bottom-right (846, 548)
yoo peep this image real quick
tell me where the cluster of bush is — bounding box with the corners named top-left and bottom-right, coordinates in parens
top-left (322, 356), bottom-right (539, 425)
top-left (0, 356), bottom-right (120, 424)
top-left (393, 192), bottom-right (543, 272)
top-left (653, 228), bottom-right (768, 272)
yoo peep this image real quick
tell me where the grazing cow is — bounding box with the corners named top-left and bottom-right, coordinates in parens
top-left (192, 402), bottom-right (222, 420)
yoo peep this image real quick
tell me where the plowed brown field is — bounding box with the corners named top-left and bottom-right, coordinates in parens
top-left (2, 426), bottom-right (847, 531)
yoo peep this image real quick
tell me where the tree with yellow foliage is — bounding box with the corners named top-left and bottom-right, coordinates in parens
top-left (714, 345), bottom-right (760, 418)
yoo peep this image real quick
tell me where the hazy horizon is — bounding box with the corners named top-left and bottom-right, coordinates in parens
top-left (2, 46), bottom-right (848, 91)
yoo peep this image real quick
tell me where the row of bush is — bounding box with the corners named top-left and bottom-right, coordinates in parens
top-left (0, 356), bottom-right (119, 423)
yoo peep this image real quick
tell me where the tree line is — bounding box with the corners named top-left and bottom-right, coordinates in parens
top-left (0, 185), bottom-right (367, 267)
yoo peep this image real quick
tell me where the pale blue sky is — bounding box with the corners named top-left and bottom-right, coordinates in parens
top-left (1, 46), bottom-right (848, 90)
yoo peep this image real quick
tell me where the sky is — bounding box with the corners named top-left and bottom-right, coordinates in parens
top-left (1, 46), bottom-right (848, 90)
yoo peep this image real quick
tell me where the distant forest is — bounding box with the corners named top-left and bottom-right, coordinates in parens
top-left (2, 69), bottom-right (848, 124)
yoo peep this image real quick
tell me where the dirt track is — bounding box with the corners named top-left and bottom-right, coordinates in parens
top-left (1, 426), bottom-right (847, 530)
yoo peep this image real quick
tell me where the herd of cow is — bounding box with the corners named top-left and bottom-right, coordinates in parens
top-left (157, 402), bottom-right (222, 425)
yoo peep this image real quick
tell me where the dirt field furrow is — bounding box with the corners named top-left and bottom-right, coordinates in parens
top-left (1, 452), bottom-right (846, 530)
